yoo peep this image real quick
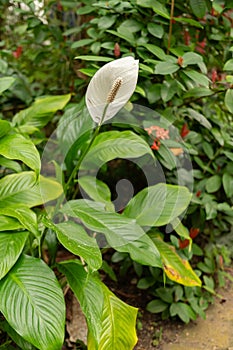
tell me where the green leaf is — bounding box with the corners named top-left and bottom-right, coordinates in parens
top-left (152, 2), bottom-right (170, 19)
top-left (187, 108), bottom-right (212, 129)
top-left (184, 87), bottom-right (212, 99)
top-left (61, 200), bottom-right (162, 268)
top-left (171, 218), bottom-right (190, 240)
top-left (44, 219), bottom-right (102, 271)
top-left (0, 156), bottom-right (22, 172)
top-left (170, 302), bottom-right (196, 323)
top-left (0, 320), bottom-right (36, 350)
top-left (56, 105), bottom-right (95, 159)
top-left (0, 206), bottom-right (38, 236)
top-left (202, 141), bottom-right (214, 159)
top-left (75, 55), bottom-right (113, 62)
top-left (146, 299), bottom-right (168, 313)
top-left (136, 0), bottom-right (155, 8)
top-left (0, 172), bottom-right (63, 208)
top-left (183, 70), bottom-right (210, 87)
top-left (155, 61), bottom-right (180, 75)
top-left (205, 201), bottom-right (217, 220)
top-left (0, 120), bottom-right (11, 138)
top-left (76, 5), bottom-right (95, 14)
top-left (107, 29), bottom-right (135, 44)
top-left (205, 175), bottom-right (222, 193)
top-left (174, 16), bottom-right (203, 28)
top-left (225, 89), bottom-right (233, 113)
top-left (78, 176), bottom-right (114, 211)
top-left (118, 19), bottom-right (143, 33)
top-left (0, 216), bottom-right (22, 231)
top-left (98, 16), bottom-right (117, 29)
top-left (13, 94), bottom-right (71, 129)
top-left (156, 287), bottom-right (174, 303)
top-left (0, 134), bottom-right (41, 174)
top-left (124, 183), bottom-right (192, 227)
top-left (223, 58), bottom-right (233, 71)
top-left (224, 151), bottom-right (233, 161)
top-left (189, 0), bottom-right (207, 18)
top-left (161, 81), bottom-right (178, 102)
top-left (58, 260), bottom-right (138, 350)
top-left (99, 290), bottom-right (137, 349)
top-left (147, 23), bottom-right (164, 38)
top-left (81, 130), bottom-right (154, 170)
top-left (0, 255), bottom-right (65, 350)
top-left (0, 77), bottom-right (15, 95)
top-left (0, 231), bottom-right (29, 280)
top-left (182, 52), bottom-right (203, 66)
top-left (151, 236), bottom-right (201, 287)
top-left (142, 44), bottom-right (167, 60)
top-left (223, 173), bottom-right (233, 198)
top-left (71, 38), bottom-right (94, 49)
top-left (137, 276), bottom-right (155, 289)
top-left (211, 128), bottom-right (224, 146)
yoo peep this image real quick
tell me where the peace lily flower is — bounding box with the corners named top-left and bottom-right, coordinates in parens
top-left (85, 56), bottom-right (139, 124)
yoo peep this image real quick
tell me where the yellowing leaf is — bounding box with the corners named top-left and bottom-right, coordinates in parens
top-left (151, 236), bottom-right (201, 287)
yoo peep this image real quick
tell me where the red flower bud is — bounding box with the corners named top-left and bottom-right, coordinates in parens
top-left (12, 46), bottom-right (23, 59)
top-left (114, 43), bottom-right (121, 58)
top-left (180, 123), bottom-right (190, 138)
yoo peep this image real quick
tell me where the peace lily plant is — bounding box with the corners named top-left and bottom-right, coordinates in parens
top-left (0, 56), bottom-right (200, 350)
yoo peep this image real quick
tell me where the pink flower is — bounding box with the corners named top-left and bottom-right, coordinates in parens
top-left (145, 125), bottom-right (169, 140)
top-left (145, 125), bottom-right (169, 151)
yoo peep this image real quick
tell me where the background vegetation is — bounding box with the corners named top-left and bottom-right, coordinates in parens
top-left (0, 0), bottom-right (233, 349)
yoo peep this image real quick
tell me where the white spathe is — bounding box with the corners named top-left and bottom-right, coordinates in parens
top-left (85, 57), bottom-right (139, 124)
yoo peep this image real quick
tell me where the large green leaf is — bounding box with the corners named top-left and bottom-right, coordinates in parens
top-left (0, 320), bottom-right (36, 350)
top-left (0, 255), bottom-right (65, 350)
top-left (61, 200), bottom-right (162, 268)
top-left (0, 172), bottom-right (63, 208)
top-left (43, 219), bottom-right (102, 271)
top-left (0, 206), bottom-right (38, 236)
top-left (151, 236), bottom-right (201, 287)
top-left (0, 156), bottom-right (22, 172)
top-left (0, 231), bottom-right (29, 280)
top-left (81, 130), bottom-right (154, 170)
top-left (12, 94), bottom-right (71, 129)
top-left (123, 183), bottom-right (192, 226)
top-left (78, 176), bottom-right (114, 211)
top-left (56, 105), bottom-right (94, 155)
top-left (0, 134), bottom-right (40, 173)
top-left (0, 120), bottom-right (11, 138)
top-left (0, 77), bottom-right (15, 95)
top-left (58, 260), bottom-right (138, 350)
top-left (0, 216), bottom-right (22, 231)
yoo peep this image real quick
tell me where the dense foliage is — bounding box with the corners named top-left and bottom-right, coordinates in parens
top-left (0, 0), bottom-right (233, 349)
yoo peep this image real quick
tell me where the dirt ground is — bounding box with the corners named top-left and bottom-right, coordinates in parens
top-left (135, 282), bottom-right (233, 350)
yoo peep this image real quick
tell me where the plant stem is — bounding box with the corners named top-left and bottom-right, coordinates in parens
top-left (167, 0), bottom-right (175, 53)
